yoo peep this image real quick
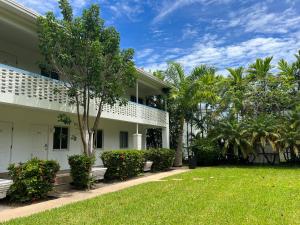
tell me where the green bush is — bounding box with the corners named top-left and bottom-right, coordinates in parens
top-left (68, 154), bottom-right (95, 189)
top-left (7, 158), bottom-right (59, 203)
top-left (144, 148), bottom-right (175, 171)
top-left (191, 138), bottom-right (221, 166)
top-left (101, 150), bottom-right (145, 180)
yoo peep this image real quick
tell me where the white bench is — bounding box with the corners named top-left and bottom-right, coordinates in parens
top-left (0, 179), bottom-right (13, 199)
top-left (91, 167), bottom-right (107, 181)
top-left (144, 161), bottom-right (153, 172)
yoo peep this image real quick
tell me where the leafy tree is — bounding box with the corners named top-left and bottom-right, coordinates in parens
top-left (37, 0), bottom-right (136, 156)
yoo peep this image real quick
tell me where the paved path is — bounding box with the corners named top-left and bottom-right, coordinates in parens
top-left (0, 168), bottom-right (189, 223)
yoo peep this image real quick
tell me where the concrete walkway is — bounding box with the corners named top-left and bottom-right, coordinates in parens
top-left (0, 168), bottom-right (189, 223)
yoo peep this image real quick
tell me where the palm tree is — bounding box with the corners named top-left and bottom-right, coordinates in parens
top-left (278, 51), bottom-right (300, 91)
top-left (276, 110), bottom-right (300, 161)
top-left (245, 115), bottom-right (280, 165)
top-left (213, 120), bottom-right (252, 159)
top-left (247, 57), bottom-right (273, 80)
top-left (164, 62), bottom-right (216, 166)
top-left (278, 59), bottom-right (295, 79)
top-left (227, 67), bottom-right (244, 85)
top-left (221, 67), bottom-right (247, 120)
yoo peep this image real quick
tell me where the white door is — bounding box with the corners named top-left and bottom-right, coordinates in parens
top-left (30, 125), bottom-right (49, 160)
top-left (0, 122), bottom-right (13, 172)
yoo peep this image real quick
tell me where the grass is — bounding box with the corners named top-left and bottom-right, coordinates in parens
top-left (2, 166), bottom-right (300, 225)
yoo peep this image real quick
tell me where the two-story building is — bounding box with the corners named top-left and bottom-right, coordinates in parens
top-left (0, 0), bottom-right (170, 171)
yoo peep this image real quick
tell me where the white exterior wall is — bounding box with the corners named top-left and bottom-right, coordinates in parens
top-left (0, 104), bottom-right (147, 172)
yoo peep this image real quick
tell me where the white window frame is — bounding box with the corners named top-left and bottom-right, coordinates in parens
top-left (119, 131), bottom-right (129, 149)
top-left (94, 129), bottom-right (104, 149)
top-left (53, 126), bottom-right (69, 151)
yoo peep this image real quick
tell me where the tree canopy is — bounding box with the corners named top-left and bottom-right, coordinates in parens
top-left (37, 0), bottom-right (137, 155)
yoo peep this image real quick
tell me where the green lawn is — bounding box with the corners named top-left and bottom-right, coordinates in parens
top-left (3, 166), bottom-right (300, 225)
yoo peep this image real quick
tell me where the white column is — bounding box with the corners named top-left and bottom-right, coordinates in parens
top-left (133, 133), bottom-right (142, 150)
top-left (162, 125), bottom-right (170, 149)
top-left (133, 80), bottom-right (142, 150)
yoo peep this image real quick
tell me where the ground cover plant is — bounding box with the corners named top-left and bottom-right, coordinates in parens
top-left (3, 166), bottom-right (300, 225)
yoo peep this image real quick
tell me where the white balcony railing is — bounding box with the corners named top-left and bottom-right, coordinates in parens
top-left (0, 64), bottom-right (168, 127)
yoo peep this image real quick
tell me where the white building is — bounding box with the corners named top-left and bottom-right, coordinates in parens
top-left (0, 0), bottom-right (170, 172)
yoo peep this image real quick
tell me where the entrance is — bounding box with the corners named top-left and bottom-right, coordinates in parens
top-left (30, 124), bottom-right (49, 160)
top-left (0, 122), bottom-right (13, 172)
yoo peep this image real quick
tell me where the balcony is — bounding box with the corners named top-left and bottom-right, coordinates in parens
top-left (0, 64), bottom-right (168, 127)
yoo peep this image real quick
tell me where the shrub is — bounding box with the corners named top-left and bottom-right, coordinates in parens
top-left (191, 138), bottom-right (221, 166)
top-left (7, 158), bottom-right (59, 203)
top-left (68, 154), bottom-right (95, 189)
top-left (101, 150), bottom-right (145, 180)
top-left (144, 148), bottom-right (175, 171)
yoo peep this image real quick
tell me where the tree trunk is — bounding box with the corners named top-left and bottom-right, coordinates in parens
top-left (260, 146), bottom-right (276, 165)
top-left (174, 116), bottom-right (184, 167)
top-left (87, 131), bottom-right (94, 157)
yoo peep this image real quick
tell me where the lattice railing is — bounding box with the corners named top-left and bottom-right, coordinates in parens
top-left (0, 64), bottom-right (168, 127)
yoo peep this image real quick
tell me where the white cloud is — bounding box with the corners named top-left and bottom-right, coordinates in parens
top-left (15, 0), bottom-right (58, 15)
top-left (107, 1), bottom-right (144, 21)
top-left (136, 48), bottom-right (154, 59)
top-left (139, 33), bottom-right (300, 74)
top-left (152, 0), bottom-right (232, 23)
top-left (218, 2), bottom-right (300, 34)
top-left (15, 0), bottom-right (94, 15)
top-left (181, 24), bottom-right (198, 40)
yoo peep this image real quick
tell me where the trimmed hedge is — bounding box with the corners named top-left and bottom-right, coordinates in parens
top-left (68, 154), bottom-right (95, 189)
top-left (8, 158), bottom-right (59, 203)
top-left (101, 150), bottom-right (145, 180)
top-left (144, 148), bottom-right (175, 171)
top-left (191, 138), bottom-right (221, 166)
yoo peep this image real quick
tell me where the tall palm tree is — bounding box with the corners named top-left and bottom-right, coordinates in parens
top-left (247, 57), bottom-right (273, 80)
top-left (164, 62), bottom-right (216, 166)
top-left (246, 57), bottom-right (276, 116)
top-left (278, 59), bottom-right (295, 79)
top-left (221, 67), bottom-right (247, 120)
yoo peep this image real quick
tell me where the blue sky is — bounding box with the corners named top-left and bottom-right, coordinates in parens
top-left (16, 0), bottom-right (300, 74)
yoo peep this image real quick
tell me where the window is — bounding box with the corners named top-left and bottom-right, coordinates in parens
top-left (94, 130), bottom-right (103, 149)
top-left (119, 131), bottom-right (128, 149)
top-left (53, 126), bottom-right (69, 150)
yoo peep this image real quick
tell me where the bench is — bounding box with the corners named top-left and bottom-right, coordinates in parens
top-left (0, 179), bottom-right (13, 199)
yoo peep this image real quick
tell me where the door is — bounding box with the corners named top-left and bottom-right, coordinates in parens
top-left (0, 122), bottom-right (13, 172)
top-left (30, 125), bottom-right (49, 160)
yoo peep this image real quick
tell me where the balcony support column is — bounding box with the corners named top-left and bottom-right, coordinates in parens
top-left (162, 113), bottom-right (170, 149)
top-left (133, 80), bottom-right (142, 150)
top-left (133, 130), bottom-right (142, 150)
